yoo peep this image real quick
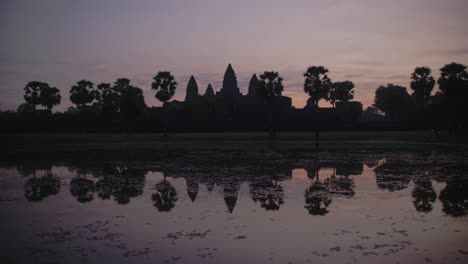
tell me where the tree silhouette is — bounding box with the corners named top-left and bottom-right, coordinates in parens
top-left (24, 81), bottom-right (61, 111)
top-left (96, 82), bottom-right (120, 114)
top-left (118, 78), bottom-right (146, 115)
top-left (152, 71), bottom-right (177, 103)
top-left (303, 66), bottom-right (331, 108)
top-left (373, 83), bottom-right (414, 120)
top-left (152, 71), bottom-right (177, 135)
top-left (17, 103), bottom-right (35, 113)
top-left (330, 81), bottom-right (354, 107)
top-left (258, 71), bottom-right (284, 136)
top-left (410, 67), bottom-right (435, 107)
top-left (23, 81), bottom-right (43, 110)
top-left (259, 71), bottom-right (284, 97)
top-left (438, 62), bottom-right (468, 98)
top-left (204, 84), bottom-right (215, 96)
top-left (437, 62), bottom-right (468, 130)
top-left (40, 84), bottom-right (61, 111)
top-left (69, 80), bottom-right (97, 109)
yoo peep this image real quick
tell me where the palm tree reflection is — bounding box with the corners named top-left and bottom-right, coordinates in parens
top-left (304, 167), bottom-right (332, 215)
top-left (23, 165), bottom-right (60, 202)
top-left (249, 179), bottom-right (284, 211)
top-left (411, 172), bottom-right (437, 213)
top-left (94, 165), bottom-right (145, 205)
top-left (70, 177), bottom-right (95, 203)
top-left (152, 174), bottom-right (178, 212)
top-left (439, 180), bottom-right (468, 217)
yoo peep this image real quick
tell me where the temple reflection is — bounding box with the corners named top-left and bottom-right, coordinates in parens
top-left (12, 151), bottom-right (468, 217)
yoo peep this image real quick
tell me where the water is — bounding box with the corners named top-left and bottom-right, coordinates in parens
top-left (0, 149), bottom-right (467, 264)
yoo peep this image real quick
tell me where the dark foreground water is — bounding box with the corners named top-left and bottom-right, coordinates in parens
top-left (1, 149), bottom-right (467, 264)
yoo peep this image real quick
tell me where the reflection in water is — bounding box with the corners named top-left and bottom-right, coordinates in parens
top-left (21, 164), bottom-right (61, 202)
top-left (10, 151), bottom-right (468, 217)
top-left (249, 179), bottom-right (284, 211)
top-left (439, 180), bottom-right (468, 217)
top-left (24, 176), bottom-right (60, 202)
top-left (304, 168), bottom-right (332, 215)
top-left (375, 159), bottom-right (411, 192)
top-left (186, 177), bottom-right (199, 202)
top-left (412, 173), bottom-right (437, 213)
top-left (70, 177), bottom-right (95, 203)
top-left (4, 150), bottom-right (468, 264)
top-left (66, 163), bottom-right (147, 204)
top-left (152, 177), bottom-right (178, 212)
top-left (223, 179), bottom-right (240, 213)
top-left (95, 165), bottom-right (146, 204)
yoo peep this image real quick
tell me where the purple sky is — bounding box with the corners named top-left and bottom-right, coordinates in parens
top-left (1, 0), bottom-right (467, 111)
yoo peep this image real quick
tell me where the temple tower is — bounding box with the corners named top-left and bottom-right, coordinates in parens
top-left (185, 75), bottom-right (199, 102)
top-left (220, 64), bottom-right (240, 97)
top-left (204, 84), bottom-right (215, 96)
top-left (247, 73), bottom-right (259, 97)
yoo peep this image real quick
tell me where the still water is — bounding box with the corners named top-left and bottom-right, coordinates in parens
top-left (0, 149), bottom-right (467, 264)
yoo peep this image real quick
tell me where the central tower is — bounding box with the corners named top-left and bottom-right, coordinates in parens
top-left (220, 64), bottom-right (240, 97)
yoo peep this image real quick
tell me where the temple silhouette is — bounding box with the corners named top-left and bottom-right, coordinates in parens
top-left (157, 64), bottom-right (362, 131)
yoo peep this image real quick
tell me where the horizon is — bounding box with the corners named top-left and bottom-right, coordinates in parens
top-left (1, 0), bottom-right (468, 111)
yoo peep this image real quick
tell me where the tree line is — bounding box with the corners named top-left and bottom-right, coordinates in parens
top-left (17, 65), bottom-right (359, 113)
top-left (11, 62), bottom-right (468, 133)
top-left (372, 62), bottom-right (468, 132)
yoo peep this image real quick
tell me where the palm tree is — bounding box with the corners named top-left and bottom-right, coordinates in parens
top-left (303, 66), bottom-right (331, 108)
top-left (151, 71), bottom-right (178, 136)
top-left (69, 80), bottom-right (96, 109)
top-left (330, 81), bottom-right (354, 107)
top-left (410, 66), bottom-right (435, 107)
top-left (258, 71), bottom-right (284, 137)
top-left (23, 81), bottom-right (61, 111)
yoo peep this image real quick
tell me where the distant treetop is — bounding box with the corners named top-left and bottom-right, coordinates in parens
top-left (410, 66), bottom-right (435, 106)
top-left (151, 71), bottom-right (178, 103)
top-left (303, 66), bottom-right (332, 108)
top-left (258, 71), bottom-right (284, 98)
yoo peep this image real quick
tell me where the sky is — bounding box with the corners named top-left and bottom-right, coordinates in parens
top-left (1, 0), bottom-right (468, 111)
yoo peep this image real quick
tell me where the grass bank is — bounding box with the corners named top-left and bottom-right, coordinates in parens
top-left (1, 130), bottom-right (467, 155)
top-left (0, 130), bottom-right (454, 145)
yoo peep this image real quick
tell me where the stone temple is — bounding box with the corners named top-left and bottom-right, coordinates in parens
top-left (167, 63), bottom-right (291, 111)
top-left (161, 64), bottom-right (361, 131)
